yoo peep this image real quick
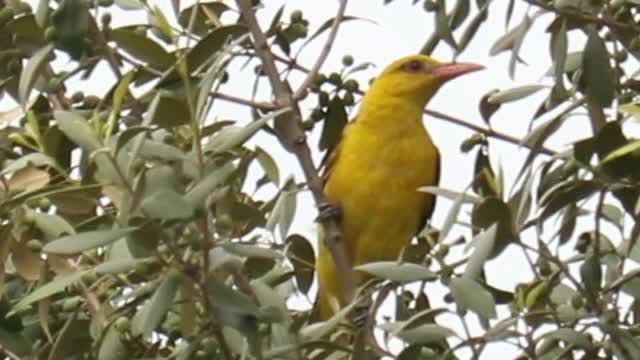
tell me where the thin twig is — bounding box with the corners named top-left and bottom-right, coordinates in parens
top-left (235, 0), bottom-right (357, 307)
top-left (210, 91), bottom-right (276, 110)
top-left (291, 0), bottom-right (348, 100)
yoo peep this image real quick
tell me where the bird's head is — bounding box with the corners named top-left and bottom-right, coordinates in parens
top-left (368, 54), bottom-right (484, 107)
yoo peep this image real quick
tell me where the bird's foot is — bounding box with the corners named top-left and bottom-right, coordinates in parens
top-left (316, 202), bottom-right (343, 222)
top-left (350, 297), bottom-right (372, 327)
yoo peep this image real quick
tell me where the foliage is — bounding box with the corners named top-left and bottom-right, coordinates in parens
top-left (0, 0), bottom-right (640, 359)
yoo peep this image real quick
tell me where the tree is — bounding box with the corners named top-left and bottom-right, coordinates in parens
top-left (0, 0), bottom-right (639, 358)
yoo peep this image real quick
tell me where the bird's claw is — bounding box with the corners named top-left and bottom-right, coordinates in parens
top-left (350, 297), bottom-right (372, 327)
top-left (317, 202), bottom-right (343, 222)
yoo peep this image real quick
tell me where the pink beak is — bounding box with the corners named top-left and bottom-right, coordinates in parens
top-left (432, 62), bottom-right (484, 82)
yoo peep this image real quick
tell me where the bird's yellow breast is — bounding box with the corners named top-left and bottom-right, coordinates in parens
top-left (318, 98), bottom-right (439, 312)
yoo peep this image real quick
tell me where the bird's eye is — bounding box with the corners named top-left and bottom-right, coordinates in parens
top-left (403, 60), bottom-right (423, 72)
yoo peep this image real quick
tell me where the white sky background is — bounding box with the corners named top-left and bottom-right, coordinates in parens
top-left (2, 0), bottom-right (636, 358)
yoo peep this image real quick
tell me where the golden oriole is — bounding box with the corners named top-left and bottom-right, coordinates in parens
top-left (316, 54), bottom-right (483, 319)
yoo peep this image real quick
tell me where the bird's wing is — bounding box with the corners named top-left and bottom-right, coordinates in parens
top-left (319, 122), bottom-right (352, 186)
top-left (416, 148), bottom-right (441, 234)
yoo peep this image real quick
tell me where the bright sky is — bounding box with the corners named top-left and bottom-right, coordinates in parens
top-left (1, 0), bottom-right (626, 358)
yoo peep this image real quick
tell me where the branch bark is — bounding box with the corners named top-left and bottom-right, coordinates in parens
top-left (234, 0), bottom-right (357, 308)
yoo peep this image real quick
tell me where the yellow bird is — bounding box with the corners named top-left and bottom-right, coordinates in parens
top-left (316, 54), bottom-right (483, 319)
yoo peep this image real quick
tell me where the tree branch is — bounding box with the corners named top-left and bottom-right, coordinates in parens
top-left (291, 0), bottom-right (348, 100)
top-left (235, 0), bottom-right (357, 308)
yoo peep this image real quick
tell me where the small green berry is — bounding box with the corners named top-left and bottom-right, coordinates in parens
top-left (341, 55), bottom-right (354, 67)
top-left (71, 91), bottom-right (85, 103)
top-left (83, 95), bottom-right (100, 108)
top-left (6, 58), bottom-right (21, 75)
top-left (538, 260), bottom-right (552, 277)
top-left (328, 72), bottom-right (342, 86)
top-left (570, 294), bottom-right (584, 309)
top-left (423, 0), bottom-right (438, 11)
top-left (114, 316), bottom-right (130, 333)
top-left (311, 108), bottom-right (324, 121)
top-left (290, 23), bottom-right (307, 39)
top-left (38, 197), bottom-right (51, 210)
top-left (290, 10), bottom-right (303, 23)
top-left (342, 92), bottom-right (354, 106)
top-left (97, 0), bottom-right (115, 7)
top-left (313, 73), bottom-right (327, 87)
top-left (101, 12), bottom-right (112, 27)
top-left (27, 239), bottom-right (43, 252)
top-left (62, 297), bottom-right (83, 312)
top-left (343, 79), bottom-right (359, 92)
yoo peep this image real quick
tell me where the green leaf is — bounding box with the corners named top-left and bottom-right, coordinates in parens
top-left (600, 140), bottom-right (640, 164)
top-left (266, 179), bottom-right (297, 239)
top-left (222, 243), bottom-right (283, 260)
top-left (145, 91), bottom-right (191, 128)
top-left (54, 110), bottom-right (102, 152)
top-left (544, 51), bottom-right (583, 77)
top-left (544, 328), bottom-right (592, 349)
top-left (438, 191), bottom-right (465, 242)
top-left (299, 301), bottom-right (357, 340)
top-left (94, 258), bottom-right (151, 274)
top-left (456, 4), bottom-right (488, 55)
top-left (44, 227), bottom-right (138, 255)
top-left (449, 0), bottom-right (470, 30)
top-left (110, 27), bottom-right (175, 70)
top-left (19, 44), bottom-right (54, 105)
top-left (114, 0), bottom-right (144, 10)
top-left (141, 190), bottom-right (194, 220)
top-left (178, 2), bottom-right (230, 36)
top-left (97, 325), bottom-right (127, 360)
top-left (583, 29), bottom-right (614, 107)
top-left (33, 213), bottom-right (75, 240)
top-left (319, 96), bottom-right (348, 151)
top-left (105, 71), bottom-right (135, 140)
top-left (418, 186), bottom-right (482, 204)
top-left (471, 198), bottom-right (513, 258)
top-left (619, 103), bottom-right (640, 121)
top-left (187, 25), bottom-right (247, 71)
top-left (550, 19), bottom-right (568, 86)
top-left (0, 153), bottom-right (60, 175)
top-left (206, 108), bottom-right (289, 153)
top-left (148, 6), bottom-right (176, 43)
top-left (490, 17), bottom-right (529, 55)
top-left (255, 147), bottom-right (280, 185)
top-left (184, 163), bottom-right (235, 208)
top-left (580, 255), bottom-right (602, 296)
top-left (52, 0), bottom-right (89, 59)
top-left (540, 180), bottom-right (599, 220)
top-left (450, 277), bottom-right (496, 319)
top-left (286, 234), bottom-right (315, 295)
top-left (464, 224), bottom-right (497, 279)
top-left (487, 85), bottom-right (546, 104)
top-left (205, 276), bottom-right (260, 317)
top-left (435, 0), bottom-right (457, 49)
top-left (355, 261), bottom-right (436, 282)
top-left (131, 269), bottom-right (181, 337)
top-left (392, 323), bottom-right (456, 344)
top-left (10, 272), bottom-right (84, 315)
